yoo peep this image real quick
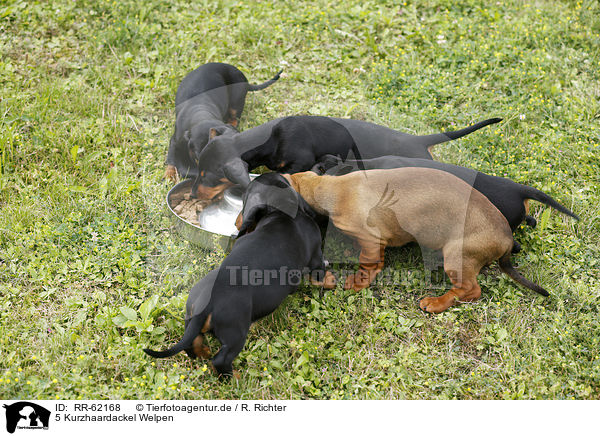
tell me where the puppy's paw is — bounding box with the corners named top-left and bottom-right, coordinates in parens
top-left (525, 215), bottom-right (537, 228)
top-left (343, 273), bottom-right (371, 291)
top-left (419, 295), bottom-right (454, 314)
top-left (343, 274), bottom-right (355, 290)
top-left (322, 271), bottom-right (337, 289)
top-left (512, 241), bottom-right (521, 254)
top-left (311, 271), bottom-right (337, 289)
top-left (195, 345), bottom-right (212, 359)
top-left (164, 165), bottom-right (179, 182)
top-left (214, 368), bottom-right (241, 380)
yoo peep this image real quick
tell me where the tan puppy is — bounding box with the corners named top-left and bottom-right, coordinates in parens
top-left (284, 168), bottom-right (548, 313)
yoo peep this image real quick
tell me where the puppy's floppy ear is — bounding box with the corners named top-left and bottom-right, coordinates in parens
top-left (238, 175), bottom-right (299, 236)
top-left (223, 158), bottom-right (251, 187)
top-left (237, 202), bottom-right (265, 237)
top-left (266, 179), bottom-right (299, 219)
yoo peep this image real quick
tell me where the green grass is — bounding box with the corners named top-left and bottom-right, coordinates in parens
top-left (0, 0), bottom-right (599, 399)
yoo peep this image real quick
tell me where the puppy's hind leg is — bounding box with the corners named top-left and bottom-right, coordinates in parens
top-left (512, 239), bottom-right (521, 254)
top-left (419, 250), bottom-right (482, 314)
top-left (184, 334), bottom-right (212, 360)
top-left (210, 315), bottom-right (250, 379)
top-left (187, 313), bottom-right (213, 358)
top-left (228, 81), bottom-right (248, 127)
top-left (523, 199), bottom-right (536, 227)
top-left (525, 215), bottom-right (537, 228)
top-left (226, 108), bottom-right (239, 128)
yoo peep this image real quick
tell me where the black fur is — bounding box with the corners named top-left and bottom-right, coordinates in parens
top-left (311, 155), bottom-right (578, 232)
top-left (166, 62), bottom-right (281, 179)
top-left (191, 115), bottom-right (501, 196)
top-left (499, 254), bottom-right (549, 296)
top-left (144, 174), bottom-right (326, 377)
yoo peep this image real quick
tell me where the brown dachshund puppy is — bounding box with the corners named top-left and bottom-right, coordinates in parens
top-left (284, 169), bottom-right (548, 313)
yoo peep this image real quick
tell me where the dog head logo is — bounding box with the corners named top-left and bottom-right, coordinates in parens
top-left (3, 402), bottom-right (50, 434)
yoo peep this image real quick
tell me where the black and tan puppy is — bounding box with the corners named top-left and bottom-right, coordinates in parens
top-left (311, 155), bottom-right (578, 251)
top-left (285, 169), bottom-right (550, 314)
top-left (144, 173), bottom-right (334, 377)
top-left (165, 62), bottom-right (281, 181)
top-left (190, 115), bottom-right (502, 199)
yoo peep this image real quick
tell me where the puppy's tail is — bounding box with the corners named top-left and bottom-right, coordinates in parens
top-left (520, 185), bottom-right (579, 220)
top-left (415, 117), bottom-right (503, 149)
top-left (498, 253), bottom-right (549, 297)
top-left (247, 69), bottom-right (283, 91)
top-left (143, 315), bottom-right (204, 359)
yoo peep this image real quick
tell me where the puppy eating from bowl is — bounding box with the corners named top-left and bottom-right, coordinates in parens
top-left (283, 168), bottom-right (549, 313)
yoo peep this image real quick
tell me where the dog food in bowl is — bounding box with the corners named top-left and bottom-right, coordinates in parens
top-left (166, 176), bottom-right (257, 251)
top-left (168, 185), bottom-right (218, 226)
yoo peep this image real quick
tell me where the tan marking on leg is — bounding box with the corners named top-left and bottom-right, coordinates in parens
top-left (201, 314), bottom-right (212, 333)
top-left (523, 199), bottom-right (530, 215)
top-left (419, 257), bottom-right (482, 314)
top-left (310, 270), bottom-right (337, 289)
top-left (344, 241), bottom-right (385, 291)
top-left (192, 335), bottom-right (212, 359)
top-left (227, 108), bottom-right (239, 127)
top-left (164, 165), bottom-right (179, 182)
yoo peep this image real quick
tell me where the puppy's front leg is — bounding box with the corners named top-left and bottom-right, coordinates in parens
top-left (309, 270), bottom-right (337, 289)
top-left (308, 247), bottom-right (336, 290)
top-left (344, 241), bottom-right (385, 291)
top-left (164, 164), bottom-right (179, 182)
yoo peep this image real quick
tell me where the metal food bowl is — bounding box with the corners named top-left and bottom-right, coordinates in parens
top-left (166, 176), bottom-right (256, 252)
